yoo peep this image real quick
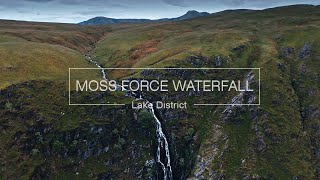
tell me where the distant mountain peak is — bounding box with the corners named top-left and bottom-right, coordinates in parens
top-left (79, 10), bottom-right (210, 25)
top-left (186, 10), bottom-right (208, 14)
top-left (177, 10), bottom-right (210, 20)
top-left (186, 10), bottom-right (199, 14)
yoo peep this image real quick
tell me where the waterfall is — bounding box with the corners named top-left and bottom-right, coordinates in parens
top-left (149, 101), bottom-right (173, 180)
top-left (84, 53), bottom-right (173, 179)
top-left (84, 54), bottom-right (107, 80)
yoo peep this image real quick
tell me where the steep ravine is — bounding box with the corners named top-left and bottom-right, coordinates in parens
top-left (278, 41), bottom-right (320, 177)
top-left (84, 48), bottom-right (173, 179)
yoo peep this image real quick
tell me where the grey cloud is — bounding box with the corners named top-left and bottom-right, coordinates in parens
top-left (77, 10), bottom-right (107, 16)
top-left (162, 0), bottom-right (189, 7)
top-left (0, 0), bottom-right (319, 23)
top-left (25, 0), bottom-right (55, 2)
top-left (56, 0), bottom-right (128, 7)
top-left (0, 1), bottom-right (25, 7)
top-left (17, 9), bottom-right (29, 13)
top-left (209, 0), bottom-right (320, 8)
top-left (77, 10), bottom-right (122, 16)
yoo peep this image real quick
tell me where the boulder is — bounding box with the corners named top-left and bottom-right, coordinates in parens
top-left (299, 42), bottom-right (311, 59)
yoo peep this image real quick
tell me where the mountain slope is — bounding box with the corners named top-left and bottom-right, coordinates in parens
top-left (0, 4), bottom-right (319, 179)
top-left (0, 20), bottom-right (109, 89)
top-left (91, 4), bottom-right (320, 178)
top-left (78, 10), bottom-right (210, 25)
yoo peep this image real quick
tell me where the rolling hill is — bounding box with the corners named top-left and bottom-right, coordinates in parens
top-left (0, 4), bottom-right (319, 179)
top-left (79, 10), bottom-right (210, 25)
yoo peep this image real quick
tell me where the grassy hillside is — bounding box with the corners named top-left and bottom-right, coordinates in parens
top-left (0, 40), bottom-right (97, 89)
top-left (0, 20), bottom-right (111, 53)
top-left (91, 4), bottom-right (320, 179)
top-left (93, 5), bottom-right (319, 77)
top-left (0, 4), bottom-right (319, 179)
top-left (0, 20), bottom-right (111, 89)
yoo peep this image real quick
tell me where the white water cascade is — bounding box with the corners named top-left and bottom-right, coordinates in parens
top-left (146, 98), bottom-right (173, 180)
top-left (84, 53), bottom-right (173, 180)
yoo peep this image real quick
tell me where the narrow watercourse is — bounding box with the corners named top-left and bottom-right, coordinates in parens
top-left (84, 51), bottom-right (173, 180)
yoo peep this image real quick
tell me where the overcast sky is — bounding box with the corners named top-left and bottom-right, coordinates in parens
top-left (0, 0), bottom-right (319, 23)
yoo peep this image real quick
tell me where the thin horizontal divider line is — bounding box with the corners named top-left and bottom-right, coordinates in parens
top-left (69, 68), bottom-right (260, 70)
top-left (194, 104), bottom-right (260, 106)
top-left (69, 104), bottom-right (126, 106)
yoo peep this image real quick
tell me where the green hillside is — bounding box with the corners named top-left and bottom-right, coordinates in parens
top-left (0, 5), bottom-right (319, 179)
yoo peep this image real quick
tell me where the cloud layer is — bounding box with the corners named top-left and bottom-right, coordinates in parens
top-left (0, 0), bottom-right (318, 23)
